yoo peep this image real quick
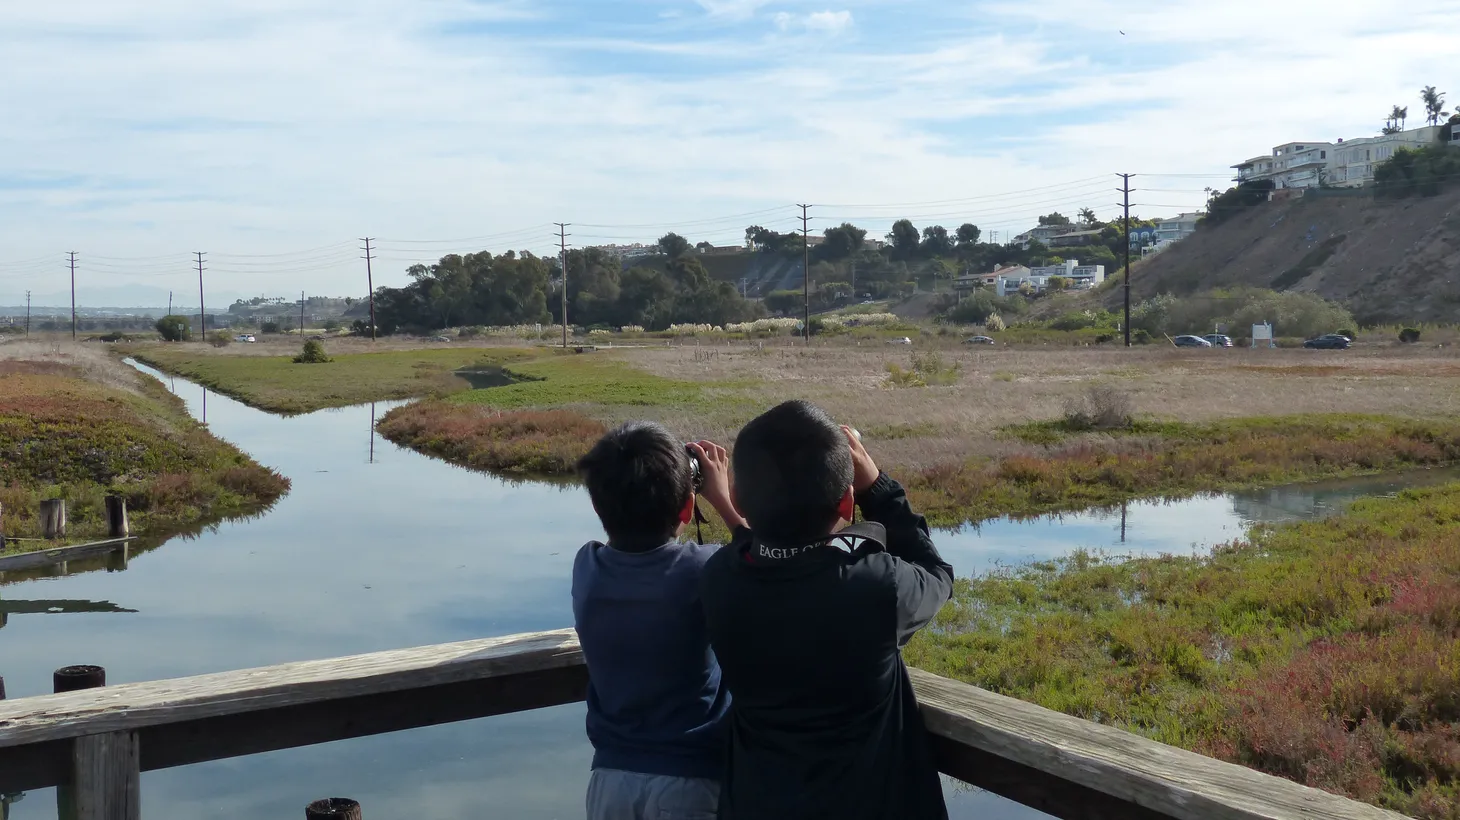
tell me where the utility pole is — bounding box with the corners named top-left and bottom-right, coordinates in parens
top-left (1118, 174), bottom-right (1134, 347)
top-left (360, 238), bottom-right (376, 341)
top-left (168, 291), bottom-right (173, 316)
top-left (850, 257), bottom-right (857, 299)
top-left (24, 291), bottom-right (30, 336)
top-left (300, 291), bottom-right (306, 335)
top-left (797, 204), bottom-right (811, 343)
top-left (67, 251), bottom-right (77, 340)
top-left (555, 223), bottom-right (571, 349)
top-left (195, 252), bottom-right (207, 339)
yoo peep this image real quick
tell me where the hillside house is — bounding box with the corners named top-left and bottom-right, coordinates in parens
top-left (1232, 126), bottom-right (1445, 190)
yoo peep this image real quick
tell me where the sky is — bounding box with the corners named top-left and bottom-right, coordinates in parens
top-left (2, 0), bottom-right (1458, 304)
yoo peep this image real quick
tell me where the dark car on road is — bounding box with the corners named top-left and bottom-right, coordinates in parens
top-left (1173, 335), bottom-right (1213, 348)
top-left (1203, 334), bottom-right (1234, 348)
top-left (1304, 334), bottom-right (1352, 349)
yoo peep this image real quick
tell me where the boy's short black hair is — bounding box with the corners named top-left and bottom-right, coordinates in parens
top-left (733, 400), bottom-right (853, 545)
top-left (578, 421), bottom-right (693, 544)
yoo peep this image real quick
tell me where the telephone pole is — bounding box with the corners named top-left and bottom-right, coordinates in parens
top-left (797, 204), bottom-right (811, 343)
top-left (195, 252), bottom-right (207, 338)
top-left (360, 238), bottom-right (377, 341)
top-left (1118, 174), bottom-right (1135, 347)
top-left (300, 291), bottom-right (306, 335)
top-left (67, 251), bottom-right (77, 340)
top-left (555, 223), bottom-right (571, 349)
top-left (168, 291), bottom-right (173, 316)
top-left (24, 291), bottom-right (31, 336)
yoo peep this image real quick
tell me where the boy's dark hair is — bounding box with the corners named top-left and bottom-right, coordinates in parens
top-left (578, 422), bottom-right (693, 544)
top-left (733, 400), bottom-right (853, 544)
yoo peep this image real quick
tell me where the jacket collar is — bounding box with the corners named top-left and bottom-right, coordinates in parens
top-left (736, 521), bottom-right (888, 566)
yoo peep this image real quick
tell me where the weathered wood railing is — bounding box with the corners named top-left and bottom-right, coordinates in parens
top-left (0, 628), bottom-right (1404, 820)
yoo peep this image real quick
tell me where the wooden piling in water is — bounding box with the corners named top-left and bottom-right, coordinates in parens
top-left (0, 501), bottom-right (6, 550)
top-left (306, 798), bottom-right (362, 819)
top-left (53, 665), bottom-right (106, 694)
top-left (105, 498), bottom-right (128, 539)
top-left (40, 500), bottom-right (66, 541)
top-left (53, 665), bottom-right (139, 820)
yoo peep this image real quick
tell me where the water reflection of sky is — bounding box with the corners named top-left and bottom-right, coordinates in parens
top-left (4, 365), bottom-right (1451, 820)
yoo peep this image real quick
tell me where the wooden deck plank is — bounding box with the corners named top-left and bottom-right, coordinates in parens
top-left (0, 538), bottom-right (133, 574)
top-left (910, 668), bottom-right (1406, 820)
top-left (0, 630), bottom-right (1411, 820)
top-left (0, 628), bottom-right (582, 748)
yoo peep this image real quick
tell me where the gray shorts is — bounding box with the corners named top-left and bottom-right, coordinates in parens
top-left (586, 768), bottom-right (720, 820)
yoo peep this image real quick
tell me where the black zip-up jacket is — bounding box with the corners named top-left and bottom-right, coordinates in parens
top-left (700, 472), bottom-right (955, 820)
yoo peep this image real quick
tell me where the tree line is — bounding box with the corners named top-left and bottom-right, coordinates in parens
top-left (370, 248), bottom-right (762, 334)
top-left (366, 209), bottom-right (1164, 333)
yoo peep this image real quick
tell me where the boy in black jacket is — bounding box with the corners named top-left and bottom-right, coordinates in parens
top-left (700, 400), bottom-right (955, 820)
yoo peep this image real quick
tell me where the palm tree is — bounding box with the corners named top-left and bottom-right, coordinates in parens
top-left (1422, 86), bottom-right (1448, 126)
top-left (1399, 106), bottom-right (1409, 130)
top-left (1078, 207), bottom-right (1098, 226)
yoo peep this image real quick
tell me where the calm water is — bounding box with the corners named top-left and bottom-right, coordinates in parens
top-left (2, 365), bottom-right (1453, 819)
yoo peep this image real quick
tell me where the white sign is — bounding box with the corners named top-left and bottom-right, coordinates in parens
top-left (1252, 323), bottom-right (1275, 348)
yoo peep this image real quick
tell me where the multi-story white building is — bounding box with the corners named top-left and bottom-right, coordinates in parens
top-left (1232, 141), bottom-right (1334, 189)
top-left (1328, 126), bottom-right (1444, 186)
top-left (1154, 213), bottom-right (1201, 245)
top-left (1232, 126), bottom-right (1447, 190)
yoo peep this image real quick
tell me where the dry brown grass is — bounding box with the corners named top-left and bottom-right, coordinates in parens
top-left (621, 342), bottom-right (1460, 470)
top-left (0, 340), bottom-right (144, 393)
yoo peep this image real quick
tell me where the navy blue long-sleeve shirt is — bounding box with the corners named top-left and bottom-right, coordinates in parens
top-left (571, 539), bottom-right (731, 780)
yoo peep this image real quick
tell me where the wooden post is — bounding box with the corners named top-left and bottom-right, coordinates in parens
top-left (0, 500), bottom-right (6, 550)
top-left (40, 500), bottom-right (66, 540)
top-left (104, 498), bottom-right (128, 539)
top-left (54, 666), bottom-right (106, 693)
top-left (106, 545), bottom-right (129, 573)
top-left (52, 666), bottom-right (139, 820)
top-left (306, 798), bottom-right (362, 819)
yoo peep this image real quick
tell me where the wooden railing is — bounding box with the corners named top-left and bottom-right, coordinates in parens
top-left (0, 628), bottom-right (1404, 820)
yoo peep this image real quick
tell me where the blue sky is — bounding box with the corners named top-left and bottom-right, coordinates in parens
top-left (2, 0), bottom-right (1457, 302)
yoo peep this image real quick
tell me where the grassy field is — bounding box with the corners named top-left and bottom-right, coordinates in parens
top-left (907, 483), bottom-right (1460, 817)
top-left (0, 343), bottom-right (290, 551)
top-left (127, 340), bottom-right (540, 414)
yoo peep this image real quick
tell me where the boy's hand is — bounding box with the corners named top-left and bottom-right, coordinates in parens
top-left (690, 441), bottom-right (747, 531)
top-left (842, 426), bottom-right (880, 494)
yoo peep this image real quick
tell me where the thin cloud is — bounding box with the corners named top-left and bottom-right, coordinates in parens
top-left (1, 0), bottom-right (1458, 301)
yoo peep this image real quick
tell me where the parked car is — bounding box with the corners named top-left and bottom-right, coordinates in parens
top-left (234, 334), bottom-right (256, 343)
top-left (1173, 335), bottom-right (1213, 348)
top-left (963, 336), bottom-right (996, 345)
top-left (1304, 334), bottom-right (1352, 349)
top-left (432, 335), bottom-right (453, 342)
top-left (1203, 334), bottom-right (1234, 348)
top-left (889, 336), bottom-right (913, 345)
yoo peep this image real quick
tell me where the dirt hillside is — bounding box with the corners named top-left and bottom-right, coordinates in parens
top-left (1118, 187), bottom-right (1460, 324)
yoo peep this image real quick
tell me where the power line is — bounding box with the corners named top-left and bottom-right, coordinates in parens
top-left (361, 238), bottom-right (376, 341)
top-left (555, 223), bottom-right (571, 349)
top-left (797, 204), bottom-right (811, 344)
top-left (67, 251), bottom-right (77, 340)
top-left (195, 252), bottom-right (207, 338)
top-left (1118, 174), bottom-right (1135, 348)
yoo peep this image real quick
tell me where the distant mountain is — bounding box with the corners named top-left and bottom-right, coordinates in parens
top-left (0, 284), bottom-right (250, 311)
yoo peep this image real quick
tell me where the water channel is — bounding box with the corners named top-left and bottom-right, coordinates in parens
top-left (2, 363), bottom-right (1455, 819)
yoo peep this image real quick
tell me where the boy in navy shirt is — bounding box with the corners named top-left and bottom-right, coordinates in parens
top-left (572, 422), bottom-right (746, 820)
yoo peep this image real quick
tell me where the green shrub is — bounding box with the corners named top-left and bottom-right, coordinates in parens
top-left (293, 339), bottom-right (332, 364)
top-left (260, 321), bottom-right (282, 334)
top-left (155, 315), bottom-right (191, 342)
top-left (1133, 329), bottom-right (1153, 345)
top-left (1399, 327), bottom-right (1422, 344)
top-left (207, 331), bottom-right (232, 348)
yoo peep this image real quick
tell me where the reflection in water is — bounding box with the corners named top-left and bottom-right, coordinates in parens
top-left (936, 466), bottom-right (1460, 577)
top-left (0, 598), bottom-right (137, 629)
top-left (1, 360), bottom-right (1452, 820)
